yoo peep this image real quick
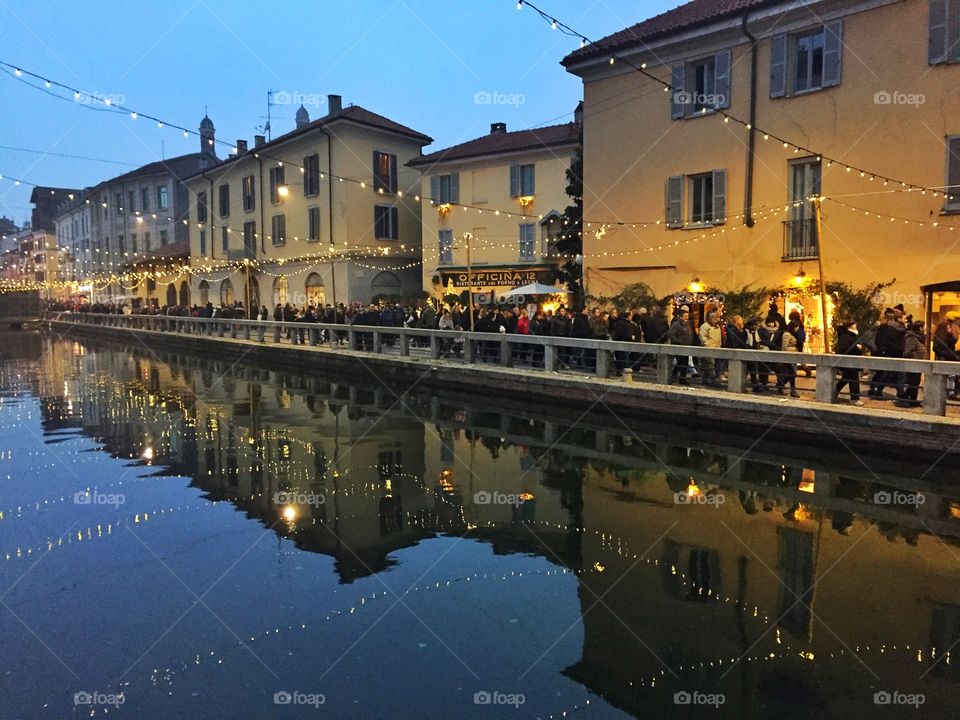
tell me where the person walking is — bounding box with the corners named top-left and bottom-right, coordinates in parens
top-left (835, 321), bottom-right (865, 406)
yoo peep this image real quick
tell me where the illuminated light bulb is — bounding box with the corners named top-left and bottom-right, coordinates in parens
top-left (609, 57), bottom-right (615, 64)
top-left (157, 122), bottom-right (163, 128)
top-left (580, 39), bottom-right (585, 48)
top-left (130, 112), bottom-right (137, 119)
top-left (44, 80), bottom-right (51, 88)
top-left (517, 0), bottom-right (522, 8)
top-left (183, 130), bottom-right (189, 137)
top-left (104, 98), bottom-right (111, 106)
top-left (208, 139), bottom-right (213, 145)
top-left (551, 19), bottom-right (557, 29)
top-left (14, 68), bottom-right (21, 76)
top-left (763, 134), bottom-right (769, 140)
top-left (142, 446), bottom-right (154, 461)
top-left (282, 505), bottom-right (297, 522)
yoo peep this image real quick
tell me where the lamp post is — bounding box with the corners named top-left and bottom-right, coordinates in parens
top-left (812, 195), bottom-right (830, 353)
top-left (463, 232), bottom-right (475, 332)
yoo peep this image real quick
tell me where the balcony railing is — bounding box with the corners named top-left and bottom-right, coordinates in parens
top-left (783, 218), bottom-right (818, 260)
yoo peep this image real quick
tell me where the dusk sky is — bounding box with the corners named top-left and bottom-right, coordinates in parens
top-left (0, 0), bottom-right (674, 226)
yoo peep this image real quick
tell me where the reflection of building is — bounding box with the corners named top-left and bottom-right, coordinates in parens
top-left (185, 95), bottom-right (432, 311)
top-left (563, 0), bottom-right (960, 346)
top-left (409, 115), bottom-right (580, 304)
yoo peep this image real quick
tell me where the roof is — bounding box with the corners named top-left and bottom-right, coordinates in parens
top-left (562, 0), bottom-right (779, 66)
top-left (29, 186), bottom-right (79, 202)
top-left (184, 104), bottom-right (433, 181)
top-left (108, 153), bottom-right (211, 185)
top-left (129, 239), bottom-right (190, 266)
top-left (408, 122), bottom-right (580, 167)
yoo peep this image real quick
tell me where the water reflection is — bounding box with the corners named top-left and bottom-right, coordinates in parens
top-left (1, 331), bottom-right (959, 718)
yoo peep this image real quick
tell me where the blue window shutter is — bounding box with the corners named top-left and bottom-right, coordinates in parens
top-left (510, 165), bottom-right (519, 197)
top-left (390, 207), bottom-right (399, 240)
top-left (770, 34), bottom-right (788, 98)
top-left (928, 0), bottom-right (958, 64)
top-left (430, 175), bottom-right (439, 202)
top-left (671, 64), bottom-right (686, 119)
top-left (450, 172), bottom-right (460, 204)
top-left (374, 207), bottom-right (384, 238)
top-left (822, 20), bottom-right (843, 87)
top-left (666, 176), bottom-right (683, 228)
top-left (714, 50), bottom-right (731, 109)
top-left (712, 169), bottom-right (726, 223)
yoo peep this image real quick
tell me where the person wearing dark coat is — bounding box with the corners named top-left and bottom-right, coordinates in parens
top-left (835, 321), bottom-right (864, 405)
top-left (640, 306), bottom-right (670, 344)
top-left (666, 309), bottom-right (694, 384)
top-left (933, 315), bottom-right (960, 399)
top-left (571, 307), bottom-right (593, 370)
top-left (869, 310), bottom-right (905, 398)
top-left (897, 321), bottom-right (926, 406)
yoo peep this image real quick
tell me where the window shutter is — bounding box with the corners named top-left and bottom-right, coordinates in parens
top-left (671, 64), bottom-right (686, 119)
top-left (712, 169), bottom-right (726, 223)
top-left (303, 156), bottom-right (310, 194)
top-left (389, 155), bottom-right (397, 194)
top-left (714, 50), bottom-right (731, 109)
top-left (930, 0), bottom-right (949, 64)
top-left (666, 176), bottom-right (683, 228)
top-left (450, 172), bottom-right (460, 204)
top-left (822, 20), bottom-right (843, 87)
top-left (372, 151), bottom-right (381, 190)
top-left (509, 165), bottom-right (519, 197)
top-left (430, 175), bottom-right (439, 202)
top-left (390, 207), bottom-right (399, 239)
top-left (947, 137), bottom-right (960, 206)
top-left (770, 34), bottom-right (788, 98)
top-left (375, 207), bottom-right (384, 238)
top-left (528, 165), bottom-right (535, 195)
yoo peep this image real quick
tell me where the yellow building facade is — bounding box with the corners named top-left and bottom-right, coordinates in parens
top-left (564, 0), bottom-right (960, 347)
top-left (410, 120), bottom-right (579, 303)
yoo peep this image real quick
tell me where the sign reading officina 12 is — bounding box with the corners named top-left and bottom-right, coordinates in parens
top-left (441, 268), bottom-right (553, 288)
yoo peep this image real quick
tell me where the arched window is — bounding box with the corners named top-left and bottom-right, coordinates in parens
top-left (370, 271), bottom-right (401, 303)
top-left (166, 283), bottom-right (177, 307)
top-left (179, 280), bottom-right (190, 307)
top-left (273, 276), bottom-right (288, 306)
top-left (305, 273), bottom-right (325, 306)
top-left (220, 278), bottom-right (234, 305)
top-left (198, 280), bottom-right (209, 306)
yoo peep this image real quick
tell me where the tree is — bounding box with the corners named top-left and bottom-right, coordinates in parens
top-left (554, 128), bottom-right (583, 306)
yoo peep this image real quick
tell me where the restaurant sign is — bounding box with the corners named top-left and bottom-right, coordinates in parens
top-left (440, 267), bottom-right (553, 288)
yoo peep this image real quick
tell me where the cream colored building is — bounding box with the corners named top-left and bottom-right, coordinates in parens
top-left (564, 0), bottom-right (960, 349)
top-left (184, 96), bottom-right (431, 311)
top-left (409, 118), bottom-right (580, 304)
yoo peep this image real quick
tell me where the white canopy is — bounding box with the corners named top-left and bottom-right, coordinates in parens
top-left (501, 283), bottom-right (569, 296)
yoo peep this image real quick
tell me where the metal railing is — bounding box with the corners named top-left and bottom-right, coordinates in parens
top-left (783, 218), bottom-right (818, 260)
top-left (44, 311), bottom-right (959, 417)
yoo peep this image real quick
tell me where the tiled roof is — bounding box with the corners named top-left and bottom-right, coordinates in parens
top-left (108, 153), bottom-right (211, 184)
top-left (29, 186), bottom-right (79, 202)
top-left (407, 122), bottom-right (580, 167)
top-left (562, 0), bottom-right (779, 66)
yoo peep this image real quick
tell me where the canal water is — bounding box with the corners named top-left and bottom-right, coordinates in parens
top-left (0, 331), bottom-right (958, 719)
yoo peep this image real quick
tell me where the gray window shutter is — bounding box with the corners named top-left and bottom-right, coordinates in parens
top-left (712, 169), bottom-right (726, 223)
top-left (450, 172), bottom-right (460, 204)
top-left (372, 150), bottom-right (380, 189)
top-left (666, 176), bottom-right (683, 228)
top-left (770, 34), bottom-right (788, 98)
top-left (509, 165), bottom-right (519, 197)
top-left (528, 165), bottom-right (535, 195)
top-left (671, 64), bottom-right (686, 119)
top-left (930, 0), bottom-right (949, 64)
top-left (389, 155), bottom-right (397, 193)
top-left (430, 175), bottom-right (439, 202)
top-left (822, 20), bottom-right (843, 87)
top-left (947, 137), bottom-right (960, 204)
top-left (390, 207), bottom-right (399, 239)
top-left (714, 50), bottom-right (731, 109)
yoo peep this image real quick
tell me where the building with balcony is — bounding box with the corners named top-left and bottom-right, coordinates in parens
top-left (184, 96), bottom-right (431, 311)
top-left (563, 0), bottom-right (960, 351)
top-left (409, 116), bottom-right (580, 304)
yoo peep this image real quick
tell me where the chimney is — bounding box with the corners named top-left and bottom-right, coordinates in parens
top-left (254, 135), bottom-right (265, 147)
top-left (236, 139), bottom-right (248, 155)
top-left (328, 94), bottom-right (342, 113)
top-left (574, 101), bottom-right (584, 125)
top-left (490, 122), bottom-right (507, 135)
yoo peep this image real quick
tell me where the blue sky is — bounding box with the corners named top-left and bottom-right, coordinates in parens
top-left (0, 0), bottom-right (675, 226)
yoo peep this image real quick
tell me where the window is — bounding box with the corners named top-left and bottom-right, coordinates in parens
top-left (199, 229), bottom-right (206, 256)
top-left (221, 278), bottom-right (234, 305)
top-left (519, 223), bottom-right (536, 260)
top-left (141, 188), bottom-right (150, 212)
top-left (308, 206), bottom-right (321, 242)
top-left (131, 233), bottom-right (138, 255)
top-left (197, 191), bottom-right (208, 223)
top-left (115, 193), bottom-right (123, 212)
top-left (671, 51), bottom-right (731, 118)
top-left (270, 166), bottom-right (286, 204)
top-left (144, 230), bottom-right (152, 249)
top-left (160, 229), bottom-right (168, 246)
top-left (930, 1), bottom-right (960, 64)
top-left (118, 235), bottom-right (125, 255)
top-left (242, 175), bottom-right (256, 212)
top-left (438, 229), bottom-right (453, 265)
top-left (243, 221), bottom-right (256, 256)
top-left (373, 151), bottom-right (397, 193)
top-left (218, 184), bottom-right (230, 217)
top-left (785, 159), bottom-right (821, 258)
top-left (222, 226), bottom-right (229, 252)
top-left (771, 22), bottom-right (842, 97)
top-left (157, 185), bottom-right (168, 210)
top-left (304, 154), bottom-right (320, 196)
top-left (430, 173), bottom-right (459, 204)
top-left (510, 164), bottom-right (535, 197)
top-left (374, 205), bottom-right (399, 240)
top-left (665, 170), bottom-right (726, 227)
top-left (945, 136), bottom-right (960, 212)
top-left (128, 191), bottom-right (136, 211)
top-left (271, 214), bottom-right (286, 245)
top-left (305, 273), bottom-right (325, 306)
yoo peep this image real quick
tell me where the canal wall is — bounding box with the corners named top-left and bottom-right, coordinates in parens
top-left (47, 319), bottom-right (960, 460)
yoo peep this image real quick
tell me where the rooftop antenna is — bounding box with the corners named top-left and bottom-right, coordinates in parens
top-left (255, 91), bottom-right (278, 140)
